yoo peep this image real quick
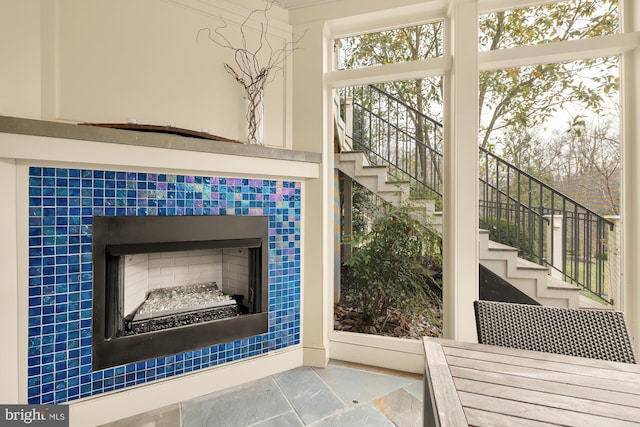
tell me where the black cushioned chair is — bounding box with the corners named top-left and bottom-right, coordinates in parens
top-left (474, 300), bottom-right (636, 364)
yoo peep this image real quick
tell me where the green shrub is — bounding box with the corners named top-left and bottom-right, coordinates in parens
top-left (594, 251), bottom-right (608, 261)
top-left (341, 203), bottom-right (442, 325)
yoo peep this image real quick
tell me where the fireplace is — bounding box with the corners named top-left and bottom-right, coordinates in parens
top-left (92, 215), bottom-right (269, 370)
top-left (25, 165), bottom-right (303, 405)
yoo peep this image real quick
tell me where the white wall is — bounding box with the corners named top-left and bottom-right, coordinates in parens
top-left (0, 0), bottom-right (293, 148)
top-left (0, 159), bottom-right (19, 404)
top-left (123, 253), bottom-right (150, 315)
top-left (0, 0), bottom-right (41, 119)
top-left (147, 249), bottom-right (223, 290)
top-left (293, 20), bottom-right (332, 368)
top-left (221, 248), bottom-right (249, 296)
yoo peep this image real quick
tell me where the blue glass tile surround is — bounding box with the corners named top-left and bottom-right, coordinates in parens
top-left (27, 167), bottom-right (301, 404)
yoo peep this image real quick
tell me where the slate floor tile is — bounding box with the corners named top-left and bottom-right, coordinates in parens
top-left (311, 404), bottom-right (394, 426)
top-left (274, 367), bottom-right (345, 424)
top-left (372, 388), bottom-right (423, 427)
top-left (181, 377), bottom-right (292, 427)
top-left (313, 365), bottom-right (414, 407)
top-left (102, 363), bottom-right (424, 426)
top-left (249, 411), bottom-right (304, 427)
top-left (403, 379), bottom-right (424, 401)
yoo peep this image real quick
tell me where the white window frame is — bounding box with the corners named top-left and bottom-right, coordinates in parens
top-left (314, 0), bottom-right (639, 350)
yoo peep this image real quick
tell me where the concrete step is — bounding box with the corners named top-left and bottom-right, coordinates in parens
top-left (546, 275), bottom-right (581, 291)
top-left (478, 229), bottom-right (579, 309)
top-left (336, 152), bottom-right (404, 203)
top-left (487, 240), bottom-right (519, 253)
top-left (363, 165), bottom-right (388, 172)
top-left (336, 153), bottom-right (435, 210)
top-left (579, 294), bottom-right (613, 310)
top-left (516, 258), bottom-right (549, 272)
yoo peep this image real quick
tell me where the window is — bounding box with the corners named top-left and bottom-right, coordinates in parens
top-left (336, 21), bottom-right (444, 70)
top-left (479, 0), bottom-right (618, 51)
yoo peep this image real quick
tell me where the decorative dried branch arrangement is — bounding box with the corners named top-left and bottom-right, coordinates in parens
top-left (198, 0), bottom-right (304, 145)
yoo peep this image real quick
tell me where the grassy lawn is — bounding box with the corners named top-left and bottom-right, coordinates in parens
top-left (565, 257), bottom-right (612, 303)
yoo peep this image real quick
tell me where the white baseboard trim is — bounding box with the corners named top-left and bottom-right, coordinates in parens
top-left (329, 331), bottom-right (424, 374)
top-left (302, 344), bottom-right (330, 367)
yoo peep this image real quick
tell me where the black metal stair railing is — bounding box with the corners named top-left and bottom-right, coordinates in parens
top-left (338, 85), bottom-right (443, 198)
top-left (480, 147), bottom-right (614, 302)
top-left (338, 83), bottom-right (614, 302)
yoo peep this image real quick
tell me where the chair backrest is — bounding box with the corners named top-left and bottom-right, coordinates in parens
top-left (474, 300), bottom-right (636, 364)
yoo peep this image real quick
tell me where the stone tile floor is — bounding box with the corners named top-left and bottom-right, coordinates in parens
top-left (101, 361), bottom-right (423, 426)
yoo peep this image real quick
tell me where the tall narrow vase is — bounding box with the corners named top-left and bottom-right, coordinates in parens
top-left (246, 90), bottom-right (264, 145)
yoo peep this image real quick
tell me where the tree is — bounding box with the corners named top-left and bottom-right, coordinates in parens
top-left (478, 0), bottom-right (619, 148)
top-left (545, 119), bottom-right (620, 214)
top-left (340, 22), bottom-right (444, 188)
top-left (340, 0), bottom-right (619, 151)
top-left (500, 128), bottom-right (554, 184)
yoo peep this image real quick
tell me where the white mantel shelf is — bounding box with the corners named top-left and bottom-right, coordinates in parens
top-left (0, 116), bottom-right (320, 180)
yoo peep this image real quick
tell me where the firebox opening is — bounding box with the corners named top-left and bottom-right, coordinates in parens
top-left (107, 242), bottom-right (262, 338)
top-left (93, 216), bottom-right (269, 370)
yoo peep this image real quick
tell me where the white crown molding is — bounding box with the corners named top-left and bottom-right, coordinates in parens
top-left (291, 0), bottom-right (447, 29)
top-left (162, 0), bottom-right (292, 39)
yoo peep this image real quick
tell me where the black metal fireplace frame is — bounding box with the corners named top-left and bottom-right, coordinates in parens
top-left (92, 215), bottom-right (269, 370)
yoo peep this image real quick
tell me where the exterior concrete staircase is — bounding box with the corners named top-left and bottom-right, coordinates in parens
top-left (336, 151), bottom-right (435, 219)
top-left (478, 230), bottom-right (580, 309)
top-left (336, 151), bottom-right (404, 204)
top-left (336, 151), bottom-right (585, 310)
